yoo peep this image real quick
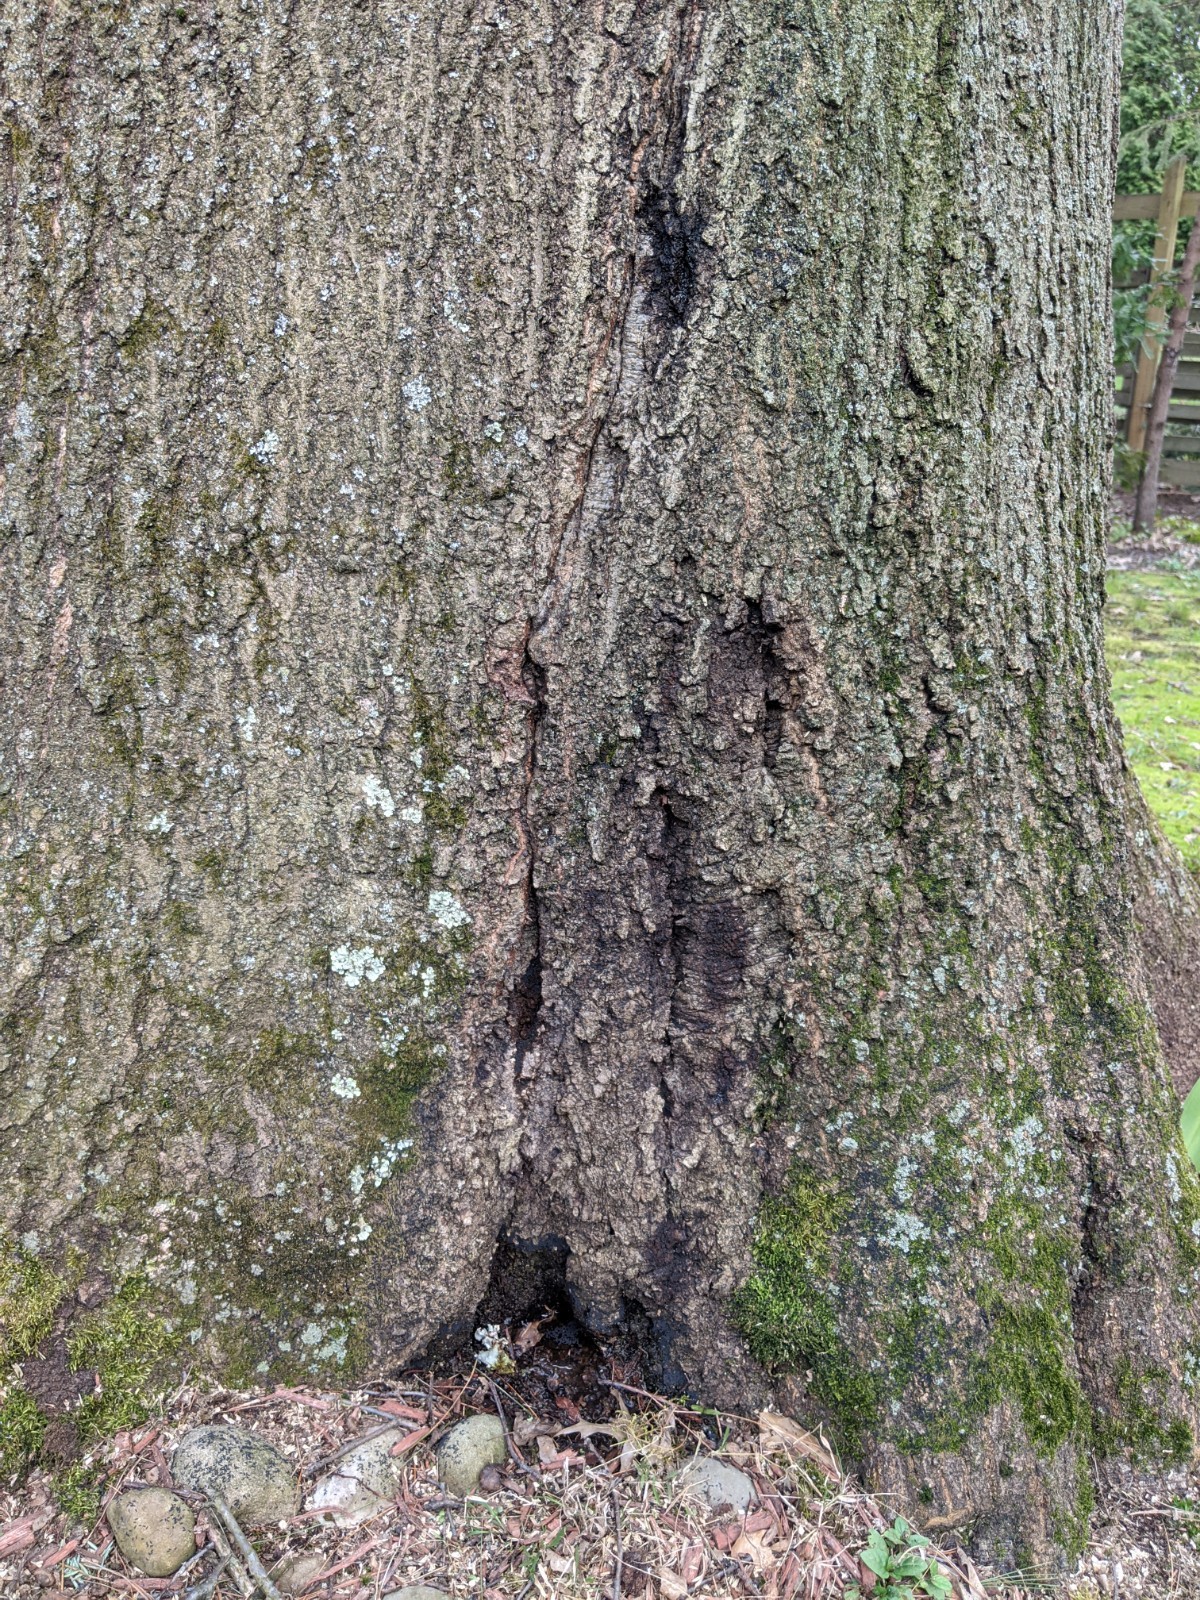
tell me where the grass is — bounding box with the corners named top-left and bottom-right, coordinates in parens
top-left (1110, 515), bottom-right (1200, 546)
top-left (1105, 569), bottom-right (1200, 875)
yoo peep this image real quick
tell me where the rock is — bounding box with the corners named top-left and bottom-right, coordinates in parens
top-left (677, 1456), bottom-right (755, 1513)
top-left (172, 1425), bottom-right (298, 1525)
top-left (107, 1488), bottom-right (196, 1577)
top-left (272, 1552), bottom-right (326, 1595)
top-left (383, 1589), bottom-right (449, 1600)
top-left (435, 1414), bottom-right (507, 1497)
top-left (306, 1427), bottom-right (406, 1527)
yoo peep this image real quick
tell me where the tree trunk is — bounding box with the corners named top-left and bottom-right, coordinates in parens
top-left (2, 0), bottom-right (1198, 1570)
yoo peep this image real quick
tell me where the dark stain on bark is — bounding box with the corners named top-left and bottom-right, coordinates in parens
top-left (638, 181), bottom-right (706, 324)
top-left (511, 640), bottom-right (548, 1071)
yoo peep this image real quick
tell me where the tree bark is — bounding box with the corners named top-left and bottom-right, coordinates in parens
top-left (2, 0), bottom-right (1198, 1570)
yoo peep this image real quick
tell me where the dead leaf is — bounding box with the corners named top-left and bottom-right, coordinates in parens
top-left (757, 1410), bottom-right (840, 1478)
top-left (961, 1554), bottom-right (991, 1599)
top-left (513, 1318), bottom-right (547, 1352)
top-left (658, 1567), bottom-right (687, 1598)
top-left (920, 1505), bottom-right (973, 1533)
top-left (732, 1528), bottom-right (776, 1573)
top-left (557, 1420), bottom-right (625, 1441)
top-left (512, 1415), bottom-right (546, 1447)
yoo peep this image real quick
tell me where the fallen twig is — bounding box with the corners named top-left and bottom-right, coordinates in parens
top-left (211, 1495), bottom-right (285, 1600)
top-left (487, 1375), bottom-right (539, 1480)
top-left (205, 1511), bottom-right (256, 1599)
top-left (611, 1485), bottom-right (622, 1600)
top-left (300, 1420), bottom-right (398, 1480)
top-left (182, 1552), bottom-right (231, 1600)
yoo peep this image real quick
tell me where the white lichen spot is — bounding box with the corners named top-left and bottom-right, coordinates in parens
top-left (403, 375), bottom-right (432, 412)
top-left (330, 944), bottom-right (385, 986)
top-left (1004, 1116), bottom-right (1044, 1175)
top-left (317, 1328), bottom-right (349, 1364)
top-left (399, 804), bottom-right (424, 824)
top-left (329, 1073), bottom-right (361, 1100)
top-left (428, 890), bottom-right (470, 929)
top-left (237, 705), bottom-right (258, 742)
top-left (892, 1155), bottom-right (918, 1203)
top-left (249, 429), bottom-right (280, 463)
top-left (146, 812), bottom-right (173, 835)
top-left (474, 1323), bottom-right (513, 1372)
top-left (443, 288), bottom-right (471, 333)
top-left (350, 1137), bottom-right (413, 1197)
top-left (13, 400), bottom-right (35, 444)
top-left (361, 775), bottom-right (395, 817)
top-left (881, 1211), bottom-right (930, 1255)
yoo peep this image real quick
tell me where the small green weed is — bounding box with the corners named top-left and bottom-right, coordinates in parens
top-left (847, 1517), bottom-right (952, 1600)
top-left (1171, 1495), bottom-right (1200, 1549)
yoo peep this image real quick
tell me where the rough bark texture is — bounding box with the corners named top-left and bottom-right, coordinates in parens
top-left (3, 0), bottom-right (1199, 1570)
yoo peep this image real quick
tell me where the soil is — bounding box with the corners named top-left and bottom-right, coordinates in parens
top-left (3, 1333), bottom-right (1199, 1599)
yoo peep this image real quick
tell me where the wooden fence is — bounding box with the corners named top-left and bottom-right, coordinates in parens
top-left (1114, 152), bottom-right (1200, 491)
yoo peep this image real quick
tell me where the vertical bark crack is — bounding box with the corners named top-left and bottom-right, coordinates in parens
top-left (509, 638), bottom-right (547, 1074)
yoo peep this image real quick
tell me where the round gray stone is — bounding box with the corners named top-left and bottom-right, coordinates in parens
top-left (677, 1456), bottom-right (755, 1513)
top-left (172, 1424), bottom-right (299, 1524)
top-left (435, 1413), bottom-right (507, 1497)
top-left (272, 1552), bottom-right (326, 1595)
top-left (107, 1488), bottom-right (196, 1577)
top-left (306, 1426), bottom-right (406, 1527)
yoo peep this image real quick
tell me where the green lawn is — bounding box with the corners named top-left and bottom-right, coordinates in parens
top-left (1105, 569), bottom-right (1200, 875)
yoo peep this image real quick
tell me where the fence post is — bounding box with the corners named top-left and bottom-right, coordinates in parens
top-left (1128, 152), bottom-right (1189, 454)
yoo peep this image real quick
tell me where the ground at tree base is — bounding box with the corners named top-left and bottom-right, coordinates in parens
top-left (2, 1359), bottom-right (1198, 1600)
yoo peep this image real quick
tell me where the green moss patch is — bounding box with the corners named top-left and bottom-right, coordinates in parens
top-left (68, 1275), bottom-right (180, 1438)
top-left (1, 1247), bottom-right (178, 1484)
top-left (733, 1174), bottom-right (881, 1452)
top-left (0, 1237), bottom-right (75, 1369)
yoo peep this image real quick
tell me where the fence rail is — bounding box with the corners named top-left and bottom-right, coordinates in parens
top-left (1115, 154), bottom-right (1200, 491)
